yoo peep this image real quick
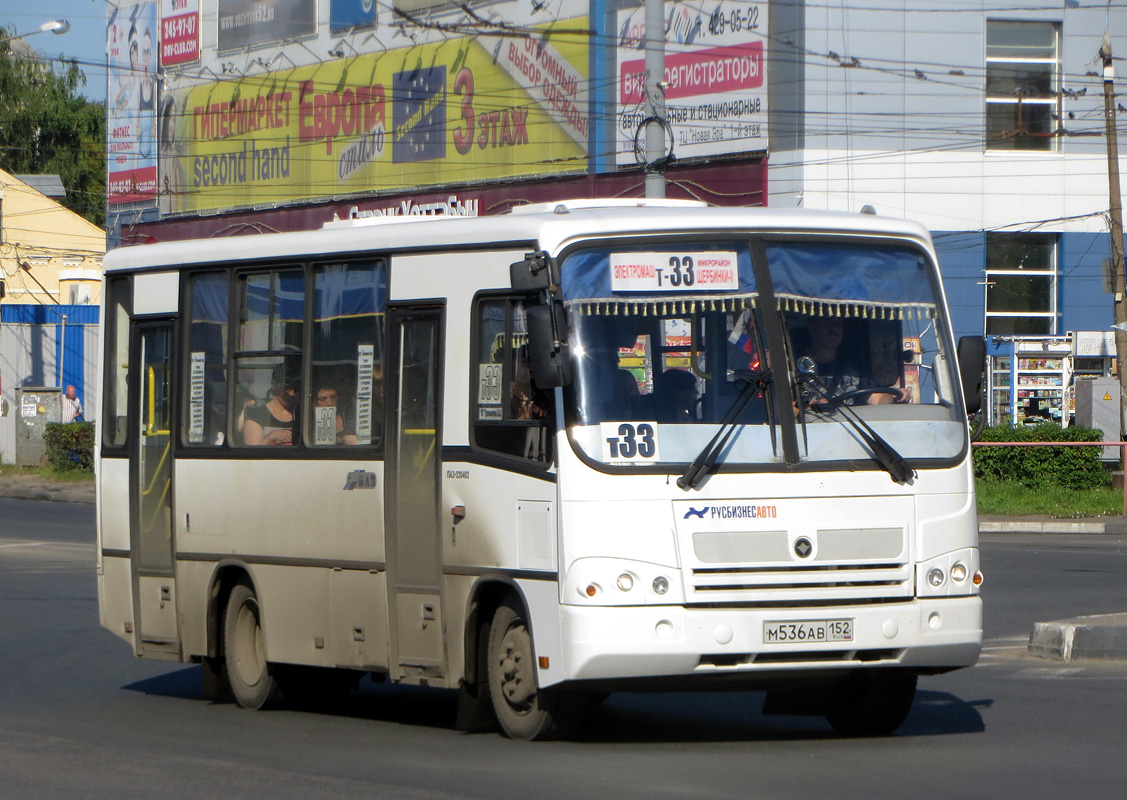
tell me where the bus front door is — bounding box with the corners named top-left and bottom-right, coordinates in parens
top-left (129, 321), bottom-right (179, 658)
top-left (385, 307), bottom-right (446, 681)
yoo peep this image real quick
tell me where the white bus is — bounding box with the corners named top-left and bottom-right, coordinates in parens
top-left (96, 200), bottom-right (985, 739)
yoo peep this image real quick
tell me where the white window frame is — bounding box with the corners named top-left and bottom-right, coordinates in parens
top-left (985, 20), bottom-right (1061, 151)
top-left (984, 233), bottom-right (1059, 335)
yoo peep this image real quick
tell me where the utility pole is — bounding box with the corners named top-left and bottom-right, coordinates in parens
top-left (644, 0), bottom-right (666, 198)
top-left (1102, 41), bottom-right (1127, 428)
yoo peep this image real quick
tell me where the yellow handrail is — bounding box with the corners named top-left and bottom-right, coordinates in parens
top-left (145, 366), bottom-right (170, 436)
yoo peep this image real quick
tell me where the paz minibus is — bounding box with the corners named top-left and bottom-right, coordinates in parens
top-left (97, 199), bottom-right (984, 739)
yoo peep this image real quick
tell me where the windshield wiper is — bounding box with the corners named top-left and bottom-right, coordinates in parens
top-left (677, 369), bottom-right (773, 491)
top-left (797, 360), bottom-right (913, 484)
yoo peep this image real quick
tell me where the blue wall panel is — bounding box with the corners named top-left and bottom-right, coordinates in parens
top-left (1059, 232), bottom-right (1112, 334)
top-left (933, 232), bottom-right (985, 342)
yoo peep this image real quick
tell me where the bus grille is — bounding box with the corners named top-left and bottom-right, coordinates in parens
top-left (684, 527), bottom-right (912, 604)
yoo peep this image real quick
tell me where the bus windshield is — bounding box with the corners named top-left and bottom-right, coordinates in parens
top-left (561, 238), bottom-right (965, 469)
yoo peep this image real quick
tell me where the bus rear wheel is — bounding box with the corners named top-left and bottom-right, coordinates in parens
top-left (486, 595), bottom-right (586, 741)
top-left (824, 670), bottom-right (917, 736)
top-left (223, 581), bottom-right (280, 710)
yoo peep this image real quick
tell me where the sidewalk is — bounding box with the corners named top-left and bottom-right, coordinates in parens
top-left (978, 514), bottom-right (1127, 535)
top-left (0, 472), bottom-right (94, 504)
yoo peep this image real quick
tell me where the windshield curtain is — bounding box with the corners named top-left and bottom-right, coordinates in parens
top-left (768, 241), bottom-right (966, 464)
top-left (560, 242), bottom-right (780, 467)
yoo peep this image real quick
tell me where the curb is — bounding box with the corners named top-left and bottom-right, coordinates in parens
top-left (979, 519), bottom-right (1127, 535)
top-left (1029, 613), bottom-right (1127, 661)
top-left (0, 484), bottom-right (95, 505)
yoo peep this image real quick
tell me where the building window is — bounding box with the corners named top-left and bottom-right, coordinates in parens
top-left (986, 20), bottom-right (1060, 151)
top-left (985, 233), bottom-right (1058, 335)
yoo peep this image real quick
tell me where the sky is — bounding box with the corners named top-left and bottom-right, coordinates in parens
top-left (0, 0), bottom-right (110, 102)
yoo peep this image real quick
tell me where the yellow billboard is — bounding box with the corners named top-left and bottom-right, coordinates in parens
top-left (160, 23), bottom-right (590, 214)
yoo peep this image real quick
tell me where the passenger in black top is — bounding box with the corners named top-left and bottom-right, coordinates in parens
top-left (244, 372), bottom-right (300, 445)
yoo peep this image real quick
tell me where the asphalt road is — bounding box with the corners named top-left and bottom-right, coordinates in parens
top-left (2, 498), bottom-right (1126, 799)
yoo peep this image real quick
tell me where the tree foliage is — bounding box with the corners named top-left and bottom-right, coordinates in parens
top-left (0, 31), bottom-right (105, 229)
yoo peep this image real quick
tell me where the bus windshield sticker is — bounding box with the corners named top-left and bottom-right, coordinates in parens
top-left (315, 406), bottom-right (337, 445)
top-left (188, 351), bottom-right (206, 443)
top-left (478, 363), bottom-right (503, 405)
top-left (610, 252), bottom-right (739, 293)
top-left (355, 343), bottom-right (375, 445)
top-left (601, 421), bottom-right (661, 463)
top-left (479, 406), bottom-right (503, 421)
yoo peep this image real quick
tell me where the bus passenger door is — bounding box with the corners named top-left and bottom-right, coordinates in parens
top-left (130, 321), bottom-right (179, 658)
top-left (385, 307), bottom-right (446, 680)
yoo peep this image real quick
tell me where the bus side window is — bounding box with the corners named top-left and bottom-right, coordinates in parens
top-left (102, 276), bottom-right (132, 449)
top-left (184, 271), bottom-right (229, 446)
top-left (472, 296), bottom-right (553, 462)
top-left (309, 260), bottom-right (386, 447)
top-left (233, 268), bottom-right (305, 448)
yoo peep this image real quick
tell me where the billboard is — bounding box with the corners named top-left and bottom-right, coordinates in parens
top-left (615, 0), bottom-right (767, 165)
top-left (331, 0), bottom-right (376, 32)
top-left (218, 0), bottom-right (317, 51)
top-left (107, 0), bottom-right (158, 205)
top-left (160, 0), bottom-right (200, 66)
top-left (160, 22), bottom-right (590, 214)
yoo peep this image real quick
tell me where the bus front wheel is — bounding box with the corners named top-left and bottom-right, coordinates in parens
top-left (223, 581), bottom-right (280, 710)
top-left (486, 595), bottom-right (586, 740)
top-left (824, 670), bottom-right (917, 736)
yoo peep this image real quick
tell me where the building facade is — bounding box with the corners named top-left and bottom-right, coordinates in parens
top-left (0, 170), bottom-right (104, 464)
top-left (768, 0), bottom-right (1125, 342)
top-left (107, 1), bottom-right (1126, 347)
top-left (0, 169), bottom-right (105, 307)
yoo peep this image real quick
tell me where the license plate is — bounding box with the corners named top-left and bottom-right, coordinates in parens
top-left (763, 619), bottom-right (854, 644)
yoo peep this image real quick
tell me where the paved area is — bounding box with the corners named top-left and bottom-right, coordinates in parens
top-left (0, 472), bottom-right (94, 504)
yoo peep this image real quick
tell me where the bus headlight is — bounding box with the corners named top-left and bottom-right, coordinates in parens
top-left (564, 558), bottom-right (682, 605)
top-left (917, 548), bottom-right (980, 597)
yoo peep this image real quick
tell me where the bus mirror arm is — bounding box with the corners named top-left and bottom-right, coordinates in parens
top-left (956, 336), bottom-right (986, 416)
top-left (527, 303), bottom-right (572, 389)
top-left (510, 250), bottom-right (558, 294)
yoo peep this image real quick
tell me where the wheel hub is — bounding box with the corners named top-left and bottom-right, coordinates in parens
top-left (499, 626), bottom-right (534, 709)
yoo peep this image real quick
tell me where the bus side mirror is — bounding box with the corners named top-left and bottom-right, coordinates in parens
top-left (510, 251), bottom-right (555, 293)
top-left (957, 336), bottom-right (986, 415)
top-left (527, 303), bottom-right (572, 388)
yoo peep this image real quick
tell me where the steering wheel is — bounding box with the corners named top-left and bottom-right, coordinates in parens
top-left (817, 387), bottom-right (905, 408)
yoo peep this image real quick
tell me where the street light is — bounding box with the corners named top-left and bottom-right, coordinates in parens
top-left (0, 19), bottom-right (71, 47)
top-left (38, 20), bottom-right (71, 35)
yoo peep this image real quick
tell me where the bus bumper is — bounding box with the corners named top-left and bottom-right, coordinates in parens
top-left (550, 596), bottom-right (981, 686)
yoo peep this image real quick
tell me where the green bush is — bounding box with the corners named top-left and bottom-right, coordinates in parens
top-left (43, 422), bottom-right (95, 473)
top-left (973, 423), bottom-right (1112, 490)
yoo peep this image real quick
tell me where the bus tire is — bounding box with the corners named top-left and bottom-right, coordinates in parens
top-left (487, 595), bottom-right (586, 741)
top-left (223, 581), bottom-right (280, 710)
top-left (824, 670), bottom-right (917, 736)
